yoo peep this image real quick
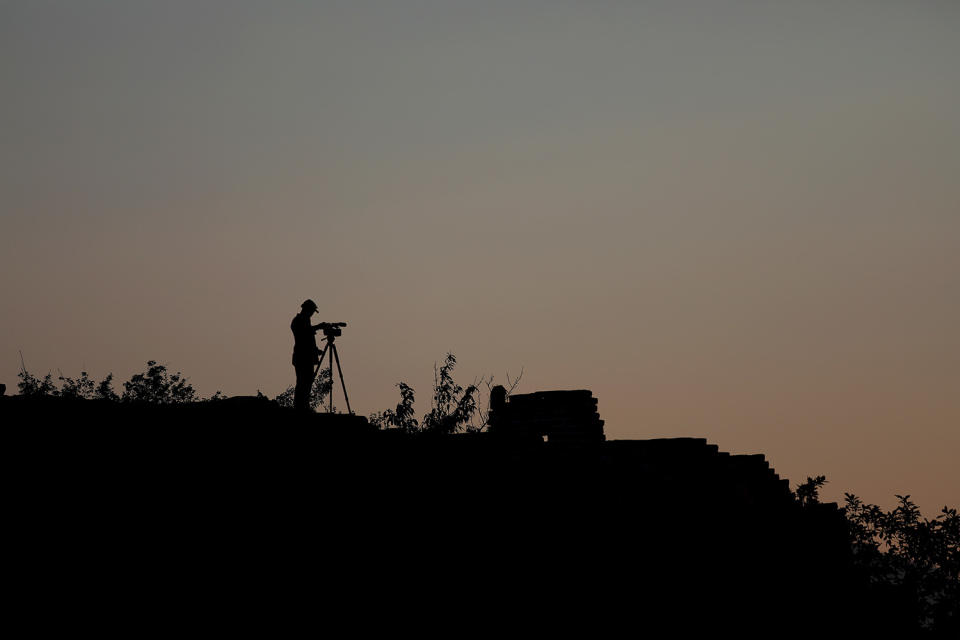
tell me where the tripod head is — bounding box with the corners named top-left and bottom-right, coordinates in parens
top-left (317, 321), bottom-right (347, 339)
top-left (314, 321), bottom-right (353, 415)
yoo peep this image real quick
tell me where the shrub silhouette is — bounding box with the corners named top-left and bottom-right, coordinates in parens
top-left (795, 475), bottom-right (827, 507)
top-left (18, 357), bottom-right (118, 400)
top-left (370, 353), bottom-right (479, 434)
top-left (795, 475), bottom-right (959, 631)
top-left (422, 354), bottom-right (478, 434)
top-left (94, 373), bottom-right (120, 401)
top-left (121, 360), bottom-right (197, 404)
top-left (369, 382), bottom-right (419, 432)
top-left (843, 493), bottom-right (959, 632)
top-left (17, 358), bottom-right (258, 403)
top-left (17, 369), bottom-right (57, 397)
top-left (57, 371), bottom-right (96, 399)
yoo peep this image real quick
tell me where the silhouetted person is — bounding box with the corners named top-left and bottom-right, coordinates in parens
top-left (291, 299), bottom-right (324, 411)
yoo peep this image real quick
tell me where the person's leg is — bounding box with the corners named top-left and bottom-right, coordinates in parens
top-left (294, 363), bottom-right (316, 410)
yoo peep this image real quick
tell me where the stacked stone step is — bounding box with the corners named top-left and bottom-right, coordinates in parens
top-left (603, 438), bottom-right (794, 509)
top-left (487, 386), bottom-right (792, 507)
top-left (497, 390), bottom-right (606, 443)
top-left (722, 453), bottom-right (794, 506)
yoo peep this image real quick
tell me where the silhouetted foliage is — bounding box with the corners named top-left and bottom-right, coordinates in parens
top-left (795, 475), bottom-right (827, 507)
top-left (95, 373), bottom-right (120, 401)
top-left (794, 475), bottom-right (958, 632)
top-left (17, 368), bottom-right (57, 397)
top-left (843, 493), bottom-right (959, 631)
top-left (274, 386), bottom-right (294, 408)
top-left (275, 367), bottom-right (332, 411)
top-left (370, 353), bottom-right (480, 434)
top-left (16, 358), bottom-right (226, 403)
top-left (57, 370), bottom-right (96, 399)
top-left (18, 356), bottom-right (118, 400)
top-left (422, 354), bottom-right (478, 434)
top-left (369, 382), bottom-right (419, 432)
top-left (121, 360), bottom-right (197, 404)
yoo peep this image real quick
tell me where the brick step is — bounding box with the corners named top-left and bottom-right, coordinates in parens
top-left (509, 390), bottom-right (594, 401)
top-left (508, 416), bottom-right (603, 428)
top-left (504, 406), bottom-right (600, 419)
top-left (507, 400), bottom-right (597, 412)
top-left (541, 432), bottom-right (606, 442)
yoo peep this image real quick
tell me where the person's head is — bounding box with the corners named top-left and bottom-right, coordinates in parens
top-left (300, 299), bottom-right (318, 316)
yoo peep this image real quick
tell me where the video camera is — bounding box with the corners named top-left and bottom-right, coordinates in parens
top-left (317, 321), bottom-right (347, 338)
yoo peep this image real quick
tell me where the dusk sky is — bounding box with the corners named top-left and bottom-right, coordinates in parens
top-left (2, 1), bottom-right (957, 512)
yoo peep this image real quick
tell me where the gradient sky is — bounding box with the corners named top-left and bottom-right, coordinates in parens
top-left (2, 1), bottom-right (958, 513)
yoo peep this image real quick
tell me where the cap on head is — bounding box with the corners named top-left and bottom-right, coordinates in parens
top-left (301, 299), bottom-right (318, 312)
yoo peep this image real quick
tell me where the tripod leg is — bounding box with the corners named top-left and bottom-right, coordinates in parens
top-left (316, 344), bottom-right (329, 378)
top-left (329, 345), bottom-right (335, 413)
top-left (331, 344), bottom-right (353, 415)
top-left (314, 343), bottom-right (330, 412)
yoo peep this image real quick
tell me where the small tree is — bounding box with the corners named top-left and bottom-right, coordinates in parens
top-left (370, 353), bottom-right (484, 434)
top-left (121, 360), bottom-right (197, 404)
top-left (843, 493), bottom-right (959, 631)
top-left (793, 476), bottom-right (958, 630)
top-left (369, 382), bottom-right (419, 432)
top-left (421, 354), bottom-right (478, 434)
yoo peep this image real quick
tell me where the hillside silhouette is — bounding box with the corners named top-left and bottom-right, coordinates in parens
top-left (6, 385), bottom-right (949, 635)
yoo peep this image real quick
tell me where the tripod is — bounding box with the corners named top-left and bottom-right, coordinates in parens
top-left (315, 331), bottom-right (352, 414)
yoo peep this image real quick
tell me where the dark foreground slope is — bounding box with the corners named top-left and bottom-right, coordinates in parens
top-left (4, 395), bottom-right (911, 635)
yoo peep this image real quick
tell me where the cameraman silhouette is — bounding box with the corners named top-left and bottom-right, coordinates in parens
top-left (291, 299), bottom-right (324, 411)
